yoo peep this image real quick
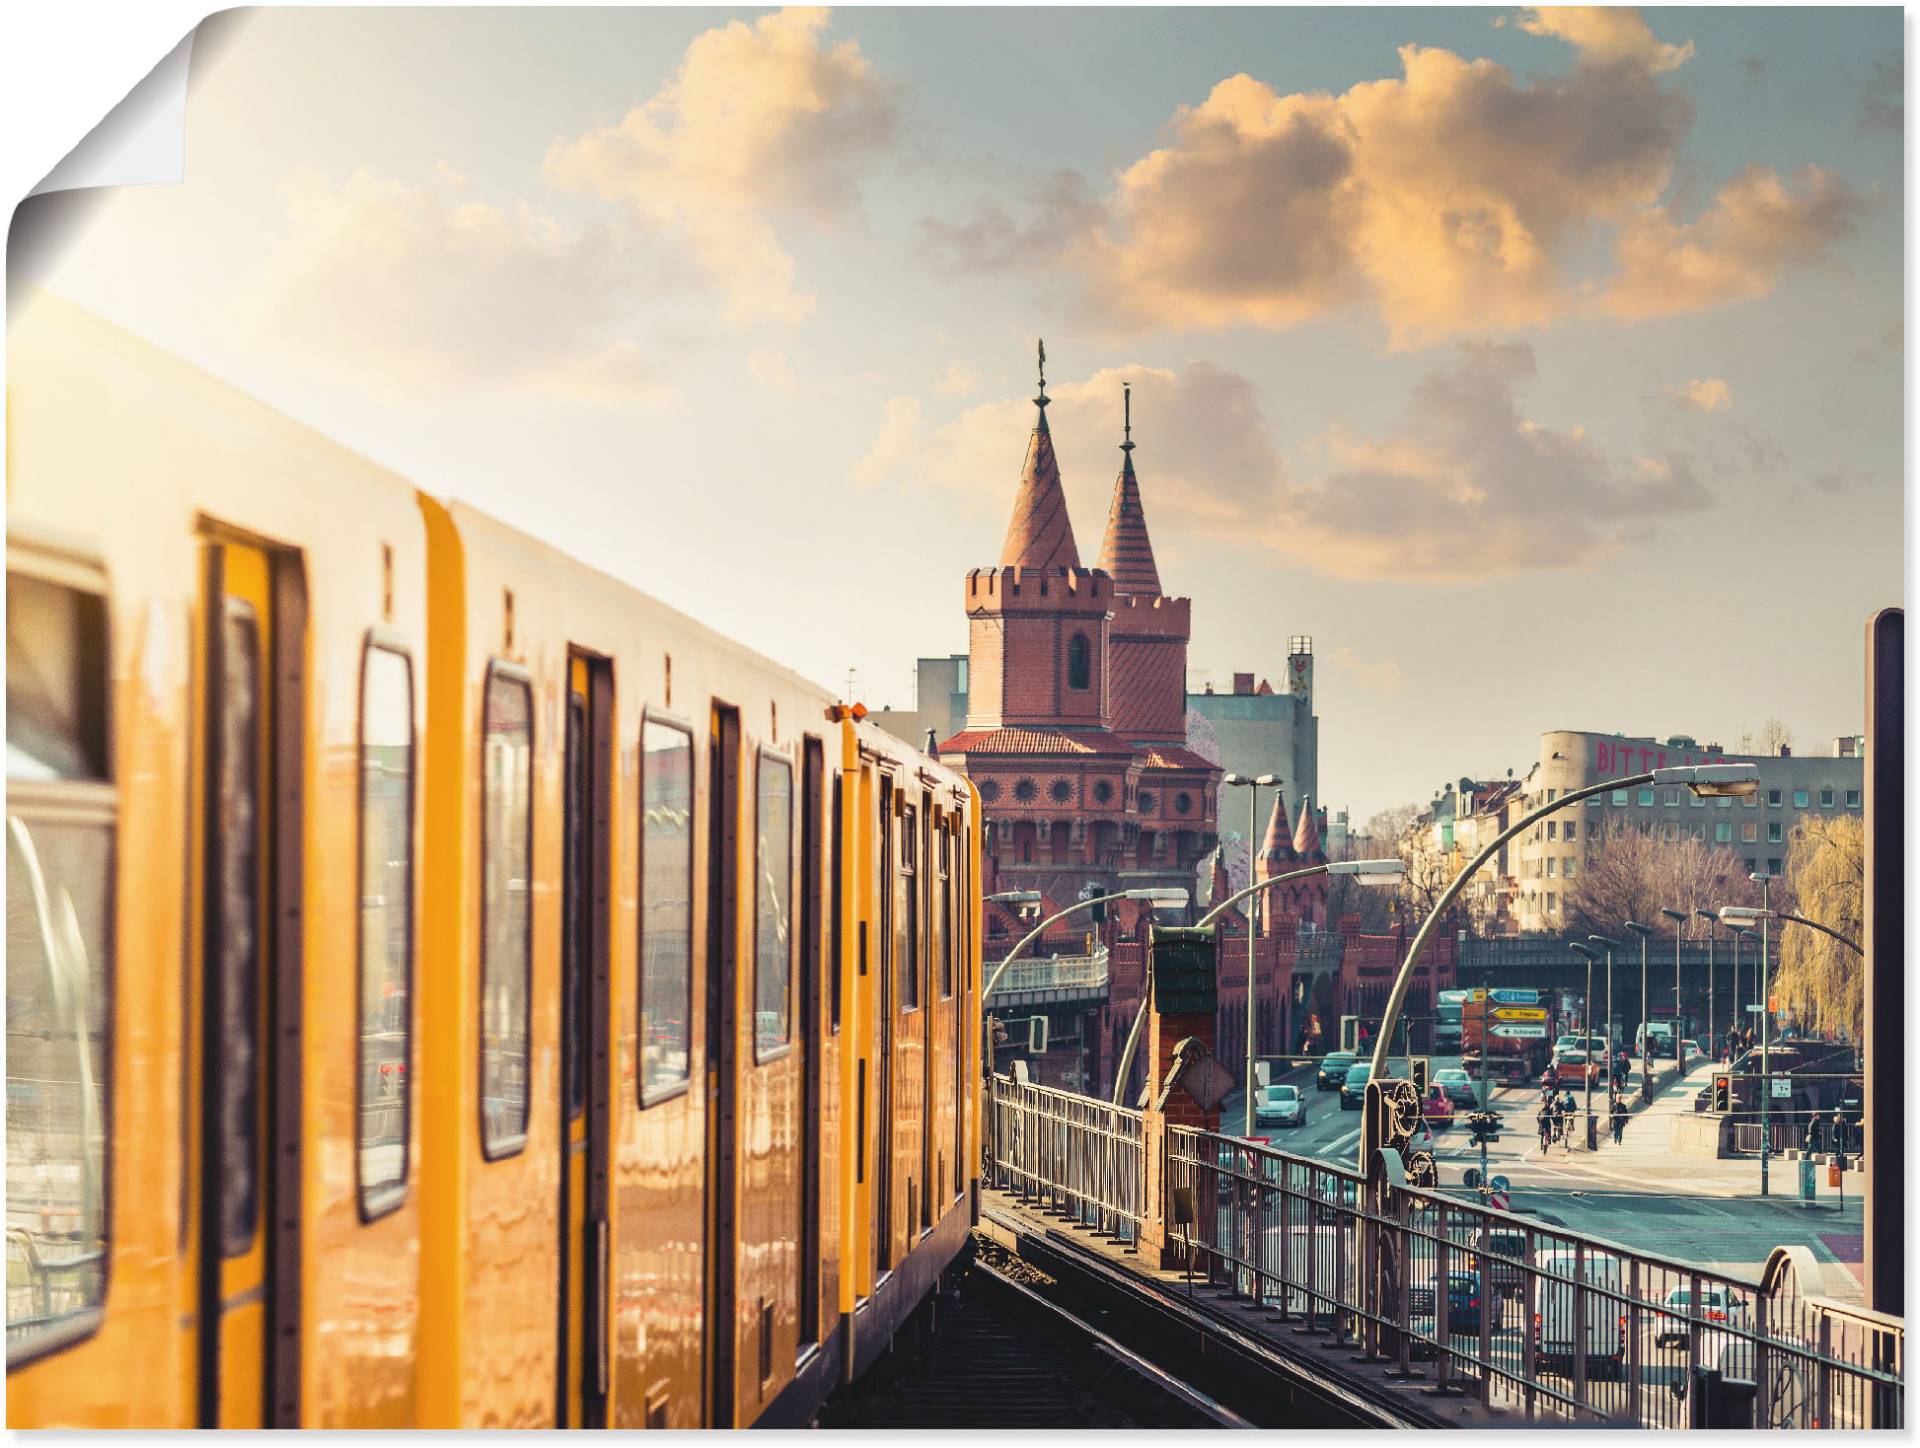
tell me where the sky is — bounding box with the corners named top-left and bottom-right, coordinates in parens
top-left (18, 5), bottom-right (1905, 824)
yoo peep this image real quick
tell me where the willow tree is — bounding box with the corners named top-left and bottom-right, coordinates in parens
top-left (1772, 814), bottom-right (1865, 1037)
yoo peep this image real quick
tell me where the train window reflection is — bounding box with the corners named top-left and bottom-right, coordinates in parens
top-left (211, 600), bottom-right (261, 1254)
top-left (754, 755), bottom-right (793, 1059)
top-left (898, 804), bottom-right (919, 1012)
top-left (480, 667), bottom-right (532, 1157)
top-left (357, 644), bottom-right (413, 1214)
top-left (5, 569), bottom-right (113, 1363)
top-left (639, 718), bottom-right (694, 1098)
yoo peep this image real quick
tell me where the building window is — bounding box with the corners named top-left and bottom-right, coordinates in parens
top-left (1636, 787), bottom-right (1654, 807)
top-left (1742, 792), bottom-right (1758, 808)
top-left (1716, 795), bottom-right (1732, 809)
top-left (357, 642), bottom-right (414, 1218)
top-left (1013, 778), bottom-right (1037, 802)
top-left (1546, 892), bottom-right (1558, 913)
top-left (1586, 795), bottom-right (1601, 808)
top-left (1137, 791), bottom-right (1156, 813)
top-left (1846, 789), bottom-right (1861, 808)
top-left (1741, 822), bottom-right (1757, 843)
top-left (1820, 788), bottom-right (1835, 808)
top-left (1610, 789), bottom-right (1627, 805)
top-left (1768, 856), bottom-right (1782, 873)
top-left (1768, 822), bottom-right (1783, 844)
top-left (1174, 791), bottom-right (1192, 815)
top-left (754, 754), bottom-right (793, 1058)
top-left (1693, 823), bottom-right (1705, 839)
top-left (480, 667), bottom-right (533, 1158)
top-left (1745, 857), bottom-right (1757, 873)
top-left (1664, 789), bottom-right (1680, 806)
top-left (1545, 857), bottom-right (1556, 878)
top-left (1563, 857), bottom-right (1577, 879)
top-left (1546, 788), bottom-right (1557, 803)
top-left (6, 569), bottom-right (114, 1355)
top-left (1793, 789), bottom-right (1810, 808)
top-left (1049, 778), bottom-right (1072, 803)
top-left (978, 778), bottom-right (1001, 803)
top-left (1715, 822), bottom-right (1733, 844)
top-left (1067, 633), bottom-right (1092, 691)
top-left (1564, 821), bottom-right (1577, 842)
top-left (1767, 789), bottom-right (1783, 807)
top-left (640, 718), bottom-right (694, 1098)
top-left (1545, 821), bottom-right (1557, 841)
top-left (1092, 779), bottom-right (1113, 805)
top-left (1691, 793), bottom-right (1705, 808)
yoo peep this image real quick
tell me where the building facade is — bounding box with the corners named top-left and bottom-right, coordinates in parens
top-left (1507, 729), bottom-right (1865, 932)
top-left (1186, 644), bottom-right (1319, 811)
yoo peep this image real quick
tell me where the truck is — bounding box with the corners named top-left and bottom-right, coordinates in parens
top-left (1459, 988), bottom-right (1555, 1083)
top-left (1434, 989), bottom-right (1470, 1053)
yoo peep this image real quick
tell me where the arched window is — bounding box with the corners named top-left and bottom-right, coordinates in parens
top-left (1067, 633), bottom-right (1091, 691)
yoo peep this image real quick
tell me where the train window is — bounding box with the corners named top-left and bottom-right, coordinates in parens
top-left (754, 753), bottom-right (793, 1059)
top-left (898, 803), bottom-right (919, 1012)
top-left (937, 821), bottom-right (953, 999)
top-left (356, 642), bottom-right (413, 1218)
top-left (211, 598), bottom-right (262, 1254)
top-left (639, 717), bottom-right (694, 1099)
top-left (480, 666), bottom-right (533, 1158)
top-left (6, 570), bottom-right (114, 1361)
top-left (829, 771), bottom-right (843, 1034)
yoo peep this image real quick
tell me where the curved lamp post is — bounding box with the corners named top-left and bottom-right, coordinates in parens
top-left (1110, 857), bottom-right (1403, 1110)
top-left (1625, 920), bottom-right (1654, 1102)
top-left (1362, 762), bottom-right (1759, 1170)
top-left (1720, 904), bottom-right (1862, 956)
top-left (984, 887), bottom-right (1188, 1003)
top-left (1569, 941), bottom-right (1601, 1148)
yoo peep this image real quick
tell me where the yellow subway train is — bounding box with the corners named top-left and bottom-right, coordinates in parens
top-left (4, 292), bottom-right (982, 1427)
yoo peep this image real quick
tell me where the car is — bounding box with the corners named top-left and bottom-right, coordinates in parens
top-left (1421, 1084), bottom-right (1455, 1128)
top-left (1255, 1082), bottom-right (1306, 1129)
top-left (1681, 1039), bottom-right (1703, 1060)
top-left (1657, 1285), bottom-right (1750, 1348)
top-left (1551, 1048), bottom-right (1604, 1084)
top-left (1339, 1062), bottom-right (1372, 1110)
top-left (1315, 1051), bottom-right (1359, 1091)
top-left (1435, 1067), bottom-right (1479, 1106)
top-left (1411, 1270), bottom-right (1503, 1337)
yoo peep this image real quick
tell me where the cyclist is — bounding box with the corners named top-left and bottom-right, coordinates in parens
top-left (1537, 1101), bottom-right (1554, 1153)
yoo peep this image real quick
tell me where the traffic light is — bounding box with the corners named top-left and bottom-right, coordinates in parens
top-left (1028, 1016), bottom-right (1049, 1054)
top-left (1411, 1056), bottom-right (1430, 1099)
top-left (1713, 1075), bottom-right (1731, 1113)
top-left (1467, 1111), bottom-right (1501, 1146)
top-left (1340, 1015), bottom-right (1359, 1053)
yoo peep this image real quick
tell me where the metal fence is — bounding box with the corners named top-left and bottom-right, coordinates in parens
top-left (986, 1074), bottom-right (1142, 1242)
top-left (987, 948), bottom-right (1110, 1001)
top-left (1163, 1128), bottom-right (1902, 1429)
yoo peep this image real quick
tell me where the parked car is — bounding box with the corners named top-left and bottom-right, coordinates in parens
top-left (1680, 1039), bottom-right (1703, 1061)
top-left (1340, 1062), bottom-right (1372, 1110)
top-left (1316, 1051), bottom-right (1358, 1091)
top-left (1656, 1285), bottom-right (1750, 1348)
top-left (1475, 1229), bottom-right (1529, 1300)
top-left (1411, 1270), bottom-right (1503, 1337)
top-left (1421, 1084), bottom-right (1455, 1129)
top-left (1435, 1067), bottom-right (1479, 1107)
top-left (1256, 1082), bottom-right (1307, 1129)
top-left (1533, 1247), bottom-right (1626, 1381)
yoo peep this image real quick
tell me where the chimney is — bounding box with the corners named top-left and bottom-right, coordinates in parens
top-left (1233, 672), bottom-right (1255, 695)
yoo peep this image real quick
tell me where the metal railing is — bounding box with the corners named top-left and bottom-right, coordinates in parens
top-left (986, 947), bottom-right (1110, 1000)
top-left (1163, 1127), bottom-right (1902, 1428)
top-left (986, 1073), bottom-right (1142, 1242)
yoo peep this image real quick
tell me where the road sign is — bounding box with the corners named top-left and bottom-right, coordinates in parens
top-left (1490, 1174), bottom-right (1511, 1193)
top-left (1745, 1004), bottom-right (1766, 1013)
top-left (1771, 1077), bottom-right (1793, 1098)
top-left (1491, 1006), bottom-right (1548, 1022)
top-left (1491, 1024), bottom-right (1548, 1039)
top-left (1489, 1189), bottom-right (1510, 1211)
top-left (1463, 1167), bottom-right (1482, 1190)
top-left (1488, 989), bottom-right (1542, 1005)
top-left (1768, 996), bottom-right (1780, 1013)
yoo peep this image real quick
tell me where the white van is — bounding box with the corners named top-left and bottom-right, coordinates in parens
top-left (1531, 1247), bottom-right (1626, 1381)
top-left (1635, 1020), bottom-right (1678, 1059)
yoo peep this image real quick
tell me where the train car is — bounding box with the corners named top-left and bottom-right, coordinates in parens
top-left (5, 291), bottom-right (982, 1426)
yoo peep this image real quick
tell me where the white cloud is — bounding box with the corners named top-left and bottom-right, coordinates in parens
top-left (748, 346), bottom-right (794, 390)
top-left (935, 359), bottom-right (982, 396)
top-left (544, 7), bottom-right (897, 325)
top-left (1668, 376), bottom-right (1733, 412)
top-left (1331, 646), bottom-right (1404, 696)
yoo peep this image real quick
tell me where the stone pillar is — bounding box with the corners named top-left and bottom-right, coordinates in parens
top-left (1137, 1000), bottom-right (1220, 1270)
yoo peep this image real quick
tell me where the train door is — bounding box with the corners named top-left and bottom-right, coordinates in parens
top-left (798, 738), bottom-right (823, 1351)
top-left (558, 655), bottom-right (613, 1425)
top-left (918, 793), bottom-right (933, 1232)
top-left (873, 774), bottom-right (893, 1277)
top-left (190, 540), bottom-right (304, 1427)
top-left (702, 704), bottom-right (741, 1427)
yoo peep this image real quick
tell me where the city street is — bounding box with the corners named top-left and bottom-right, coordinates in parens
top-left (1224, 1055), bottom-right (1865, 1303)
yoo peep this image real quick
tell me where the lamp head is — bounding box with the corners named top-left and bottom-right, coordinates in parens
top-left (1586, 933), bottom-right (1620, 950)
top-left (1654, 763), bottom-right (1760, 798)
top-left (1695, 909), bottom-right (1716, 926)
top-left (1568, 942), bottom-right (1600, 961)
top-left (1254, 773), bottom-right (1281, 787)
top-left (1624, 920), bottom-right (1655, 936)
top-left (1221, 772), bottom-right (1246, 786)
top-left (1718, 905), bottom-right (1766, 924)
top-left (1126, 887), bottom-right (1191, 906)
top-left (1327, 858), bottom-right (1403, 887)
top-left (988, 890), bottom-right (1044, 906)
top-left (1657, 908), bottom-right (1688, 926)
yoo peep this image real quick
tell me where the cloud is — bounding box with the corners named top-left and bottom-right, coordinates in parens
top-left (268, 166), bottom-right (675, 401)
top-left (934, 359), bottom-right (982, 396)
top-left (1330, 646), bottom-right (1404, 696)
top-left (1668, 376), bottom-right (1733, 412)
top-left (545, 7), bottom-right (897, 324)
top-left (1603, 164), bottom-right (1870, 319)
top-left (1270, 342), bottom-right (1713, 579)
top-left (855, 342), bottom-right (1705, 582)
top-left (748, 346), bottom-right (794, 389)
top-left (924, 9), bottom-right (1866, 343)
top-left (1859, 56), bottom-right (1903, 134)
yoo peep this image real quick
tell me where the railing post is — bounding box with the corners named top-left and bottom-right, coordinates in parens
top-left (1572, 1240), bottom-right (1589, 1414)
top-left (1136, 980), bottom-right (1219, 1271)
top-left (1628, 1257), bottom-right (1643, 1426)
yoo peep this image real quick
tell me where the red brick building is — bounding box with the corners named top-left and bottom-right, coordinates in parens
top-left (939, 373), bottom-right (1220, 918)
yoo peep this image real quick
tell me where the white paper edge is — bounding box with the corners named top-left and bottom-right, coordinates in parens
top-left (28, 25), bottom-right (196, 197)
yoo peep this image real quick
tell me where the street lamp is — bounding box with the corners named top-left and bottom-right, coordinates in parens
top-left (1719, 905), bottom-right (1863, 955)
top-left (1221, 772), bottom-right (1281, 1137)
top-left (1695, 910), bottom-right (1719, 1063)
top-left (1659, 908), bottom-right (1688, 1061)
top-left (1728, 925), bottom-right (1755, 1047)
top-left (1362, 762), bottom-right (1759, 1170)
top-left (1110, 857), bottom-right (1404, 1110)
top-left (983, 888), bottom-right (1186, 1003)
top-left (1588, 934), bottom-right (1619, 1094)
top-left (1569, 941), bottom-right (1601, 1149)
top-left (1624, 920), bottom-right (1653, 1102)
top-left (1748, 871), bottom-right (1777, 1198)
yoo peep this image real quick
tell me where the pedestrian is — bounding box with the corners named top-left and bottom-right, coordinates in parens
top-left (1610, 1097), bottom-right (1627, 1145)
top-left (1830, 1111), bottom-right (1850, 1160)
top-left (1804, 1116), bottom-right (1823, 1156)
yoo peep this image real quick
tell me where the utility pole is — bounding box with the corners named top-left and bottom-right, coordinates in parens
top-left (1754, 871), bottom-right (1775, 1197)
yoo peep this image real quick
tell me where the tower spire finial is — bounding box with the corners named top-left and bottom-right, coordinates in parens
top-left (1035, 338), bottom-right (1049, 410)
top-left (1121, 381), bottom-right (1134, 453)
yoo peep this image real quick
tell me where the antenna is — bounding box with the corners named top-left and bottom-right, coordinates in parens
top-left (845, 666), bottom-right (857, 703)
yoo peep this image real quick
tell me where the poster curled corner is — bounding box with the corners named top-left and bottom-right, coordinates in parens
top-left (29, 26), bottom-right (197, 198)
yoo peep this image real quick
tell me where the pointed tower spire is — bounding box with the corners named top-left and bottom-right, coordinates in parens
top-left (1256, 788), bottom-right (1299, 878)
top-left (1293, 792), bottom-right (1325, 864)
top-left (999, 338), bottom-right (1081, 570)
top-left (1096, 381), bottom-right (1162, 595)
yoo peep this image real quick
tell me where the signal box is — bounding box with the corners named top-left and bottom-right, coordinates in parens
top-left (1150, 925), bottom-right (1218, 1015)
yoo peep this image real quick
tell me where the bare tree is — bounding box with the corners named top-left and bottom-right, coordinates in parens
top-left (1563, 818), bottom-right (1762, 936)
top-left (1771, 814), bottom-right (1864, 1037)
top-left (1758, 718), bottom-right (1795, 757)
